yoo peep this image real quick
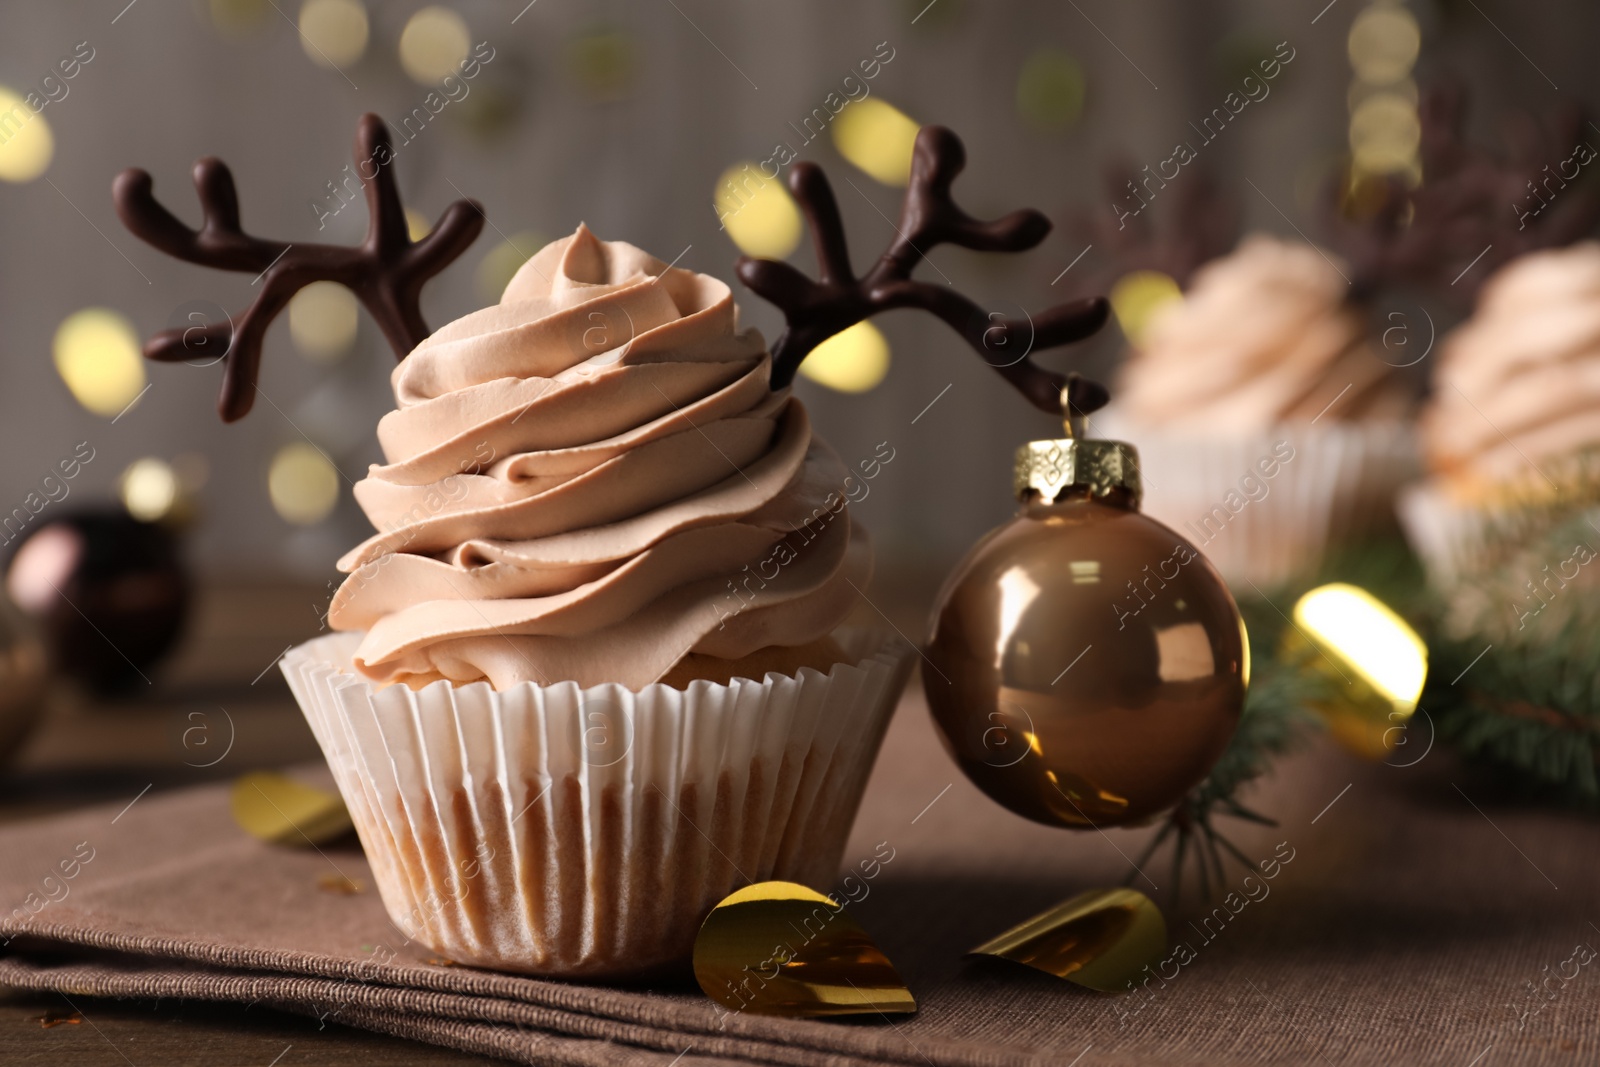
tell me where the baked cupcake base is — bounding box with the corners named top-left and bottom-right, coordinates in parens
top-left (281, 629), bottom-right (912, 978)
top-left (1397, 472), bottom-right (1574, 583)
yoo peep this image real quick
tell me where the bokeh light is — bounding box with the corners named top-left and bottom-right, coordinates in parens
top-left (288, 281), bottom-right (359, 363)
top-left (1345, 1), bottom-right (1421, 187)
top-left (53, 308), bottom-right (147, 418)
top-left (120, 458), bottom-right (179, 522)
top-left (298, 0), bottom-right (369, 69)
top-left (1347, 77), bottom-right (1417, 114)
top-left (715, 163), bottom-right (802, 259)
top-left (6, 524), bottom-right (82, 615)
top-left (1016, 49), bottom-right (1085, 131)
top-left (477, 232), bottom-right (542, 301)
top-left (905, 0), bottom-right (963, 26)
top-left (456, 82), bottom-right (520, 141)
top-left (268, 443), bottom-right (341, 526)
top-left (1348, 6), bottom-right (1420, 85)
top-left (405, 208), bottom-right (432, 241)
top-left (0, 87), bottom-right (53, 183)
top-left (568, 27), bottom-right (637, 101)
top-left (1349, 91), bottom-right (1421, 173)
top-left (797, 320), bottom-right (890, 394)
top-left (1109, 271), bottom-right (1182, 348)
top-left (398, 6), bottom-right (471, 85)
top-left (832, 99), bottom-right (920, 186)
top-left (208, 0), bottom-right (271, 39)
top-left (1213, 31), bottom-right (1278, 89)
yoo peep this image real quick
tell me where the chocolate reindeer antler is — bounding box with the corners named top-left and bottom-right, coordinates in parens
top-left (113, 113), bottom-right (484, 421)
top-left (737, 126), bottom-right (1110, 418)
top-left (1333, 84), bottom-right (1600, 303)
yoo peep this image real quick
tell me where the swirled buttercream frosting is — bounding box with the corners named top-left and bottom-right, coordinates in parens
top-left (328, 225), bottom-right (869, 690)
top-left (1423, 242), bottom-right (1600, 491)
top-left (1116, 235), bottom-right (1409, 432)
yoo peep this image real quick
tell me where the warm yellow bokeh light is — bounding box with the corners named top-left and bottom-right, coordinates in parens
top-left (0, 87), bottom-right (53, 183)
top-left (1294, 583), bottom-right (1427, 713)
top-left (288, 281), bottom-right (358, 363)
top-left (209, 0), bottom-right (271, 39)
top-left (398, 5), bottom-right (471, 85)
top-left (268, 443), bottom-right (341, 526)
top-left (832, 99), bottom-right (920, 187)
top-left (1348, 6), bottom-right (1421, 86)
top-left (715, 163), bottom-right (802, 259)
top-left (1109, 271), bottom-right (1182, 348)
top-left (53, 308), bottom-right (147, 418)
top-left (797, 320), bottom-right (890, 394)
top-left (567, 28), bottom-right (637, 102)
top-left (405, 208), bottom-right (431, 241)
top-left (120, 458), bottom-right (179, 523)
top-left (1347, 77), bottom-right (1417, 114)
top-left (477, 232), bottom-right (542, 301)
top-left (1016, 49), bottom-right (1086, 131)
top-left (1350, 91), bottom-right (1421, 174)
top-left (298, 0), bottom-right (369, 69)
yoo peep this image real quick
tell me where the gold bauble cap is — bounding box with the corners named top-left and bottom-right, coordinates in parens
top-left (1013, 388), bottom-right (1143, 508)
top-left (1014, 437), bottom-right (1143, 508)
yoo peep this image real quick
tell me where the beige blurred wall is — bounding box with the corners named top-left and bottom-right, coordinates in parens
top-left (0, 0), bottom-right (1591, 589)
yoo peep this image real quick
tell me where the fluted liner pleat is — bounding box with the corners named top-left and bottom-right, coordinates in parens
top-left (1095, 412), bottom-right (1419, 589)
top-left (281, 630), bottom-right (911, 979)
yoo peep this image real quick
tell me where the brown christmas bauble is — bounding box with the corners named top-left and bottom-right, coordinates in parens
top-left (5, 509), bottom-right (189, 696)
top-left (924, 437), bottom-right (1247, 829)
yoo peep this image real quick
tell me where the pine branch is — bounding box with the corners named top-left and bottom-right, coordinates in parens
top-left (1423, 461), bottom-right (1600, 806)
top-left (1140, 597), bottom-right (1328, 903)
top-left (1141, 535), bottom-right (1428, 902)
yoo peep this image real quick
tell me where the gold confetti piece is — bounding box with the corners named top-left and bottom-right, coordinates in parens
top-left (423, 956), bottom-right (457, 967)
top-left (693, 881), bottom-right (915, 1018)
top-left (1287, 583), bottom-right (1428, 759)
top-left (969, 887), bottom-right (1166, 992)
top-left (36, 1012), bottom-right (81, 1028)
top-left (230, 772), bottom-right (353, 847)
top-left (316, 873), bottom-right (365, 895)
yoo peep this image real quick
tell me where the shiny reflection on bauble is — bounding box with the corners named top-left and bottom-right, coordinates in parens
top-left (924, 494), bottom-right (1247, 829)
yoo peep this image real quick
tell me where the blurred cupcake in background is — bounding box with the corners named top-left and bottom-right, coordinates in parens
top-left (1375, 88), bottom-right (1600, 580)
top-left (1096, 233), bottom-right (1418, 592)
top-left (1401, 243), bottom-right (1600, 578)
top-left (1087, 87), bottom-right (1600, 591)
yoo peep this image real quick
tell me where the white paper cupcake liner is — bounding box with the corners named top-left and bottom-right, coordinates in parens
top-left (280, 629), bottom-right (913, 978)
top-left (1093, 413), bottom-right (1418, 591)
top-left (1395, 480), bottom-right (1487, 583)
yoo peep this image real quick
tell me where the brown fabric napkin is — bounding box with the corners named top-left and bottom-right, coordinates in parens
top-left (0, 766), bottom-right (1014, 1067)
top-left (3, 691), bottom-right (1597, 1066)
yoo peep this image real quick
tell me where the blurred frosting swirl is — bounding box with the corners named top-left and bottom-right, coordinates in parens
top-left (328, 225), bottom-right (868, 691)
top-left (1424, 242), bottom-right (1600, 492)
top-left (1115, 235), bottom-right (1408, 432)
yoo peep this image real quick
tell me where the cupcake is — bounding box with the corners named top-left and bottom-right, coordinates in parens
top-left (1400, 243), bottom-right (1600, 579)
top-left (281, 226), bottom-right (911, 977)
top-left (1096, 234), bottom-right (1418, 591)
